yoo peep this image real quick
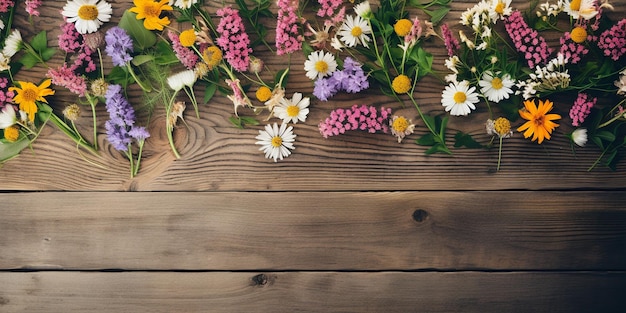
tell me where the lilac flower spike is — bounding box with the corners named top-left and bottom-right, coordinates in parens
top-left (104, 26), bottom-right (134, 67)
top-left (104, 84), bottom-right (149, 151)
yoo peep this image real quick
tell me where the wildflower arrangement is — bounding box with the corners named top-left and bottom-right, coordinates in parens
top-left (438, 0), bottom-right (626, 170)
top-left (1, 0), bottom-right (625, 175)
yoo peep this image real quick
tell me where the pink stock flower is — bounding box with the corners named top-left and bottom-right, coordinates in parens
top-left (167, 31), bottom-right (199, 70)
top-left (276, 0), bottom-right (303, 55)
top-left (0, 77), bottom-right (15, 108)
top-left (505, 10), bottom-right (553, 68)
top-left (73, 46), bottom-right (97, 73)
top-left (441, 24), bottom-right (459, 57)
top-left (0, 0), bottom-right (13, 13)
top-left (216, 6), bottom-right (252, 71)
top-left (59, 22), bottom-right (83, 54)
top-left (47, 64), bottom-right (88, 97)
top-left (597, 19), bottom-right (626, 61)
top-left (25, 0), bottom-right (42, 16)
top-left (317, 0), bottom-right (342, 18)
top-left (405, 17), bottom-right (422, 46)
top-left (319, 104), bottom-right (391, 138)
top-left (559, 30), bottom-right (593, 64)
top-left (569, 93), bottom-right (596, 127)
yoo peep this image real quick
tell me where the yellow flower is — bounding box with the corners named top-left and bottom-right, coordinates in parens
top-left (570, 26), bottom-right (587, 43)
top-left (392, 74), bottom-right (411, 94)
top-left (129, 0), bottom-right (173, 31)
top-left (517, 99), bottom-right (561, 144)
top-left (203, 46), bottom-right (222, 70)
top-left (4, 125), bottom-right (20, 142)
top-left (394, 19), bottom-right (412, 37)
top-left (256, 86), bottom-right (272, 102)
top-left (9, 79), bottom-right (55, 123)
top-left (179, 29), bottom-right (196, 47)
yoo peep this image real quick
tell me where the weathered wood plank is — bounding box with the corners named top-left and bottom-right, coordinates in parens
top-left (2, 191), bottom-right (624, 270)
top-left (0, 271), bottom-right (624, 313)
top-left (1, 2), bottom-right (625, 191)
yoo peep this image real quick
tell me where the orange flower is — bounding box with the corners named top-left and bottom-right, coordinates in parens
top-left (9, 79), bottom-right (55, 123)
top-left (129, 0), bottom-right (173, 31)
top-left (517, 99), bottom-right (561, 144)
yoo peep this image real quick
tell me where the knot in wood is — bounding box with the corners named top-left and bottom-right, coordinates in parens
top-left (252, 274), bottom-right (268, 286)
top-left (412, 209), bottom-right (429, 222)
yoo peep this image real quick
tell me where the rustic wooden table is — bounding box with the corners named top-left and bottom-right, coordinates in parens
top-left (1, 0), bottom-right (625, 312)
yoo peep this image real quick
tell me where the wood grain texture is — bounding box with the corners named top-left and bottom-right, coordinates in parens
top-left (1, 1), bottom-right (625, 191)
top-left (0, 271), bottom-right (625, 313)
top-left (1, 191), bottom-right (624, 270)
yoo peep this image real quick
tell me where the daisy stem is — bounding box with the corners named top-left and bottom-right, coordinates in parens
top-left (48, 112), bottom-right (98, 156)
top-left (87, 94), bottom-right (98, 150)
top-left (497, 136), bottom-right (503, 171)
top-left (166, 91), bottom-right (181, 159)
top-left (183, 86), bottom-right (200, 118)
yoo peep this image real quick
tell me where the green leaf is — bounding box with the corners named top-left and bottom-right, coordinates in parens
top-left (596, 131), bottom-right (616, 142)
top-left (118, 10), bottom-right (156, 51)
top-left (454, 131), bottom-right (483, 148)
top-left (274, 68), bottom-right (289, 88)
top-left (417, 133), bottom-right (436, 146)
top-left (107, 66), bottom-right (131, 89)
top-left (239, 116), bottom-right (260, 126)
top-left (40, 47), bottom-right (57, 61)
top-left (132, 54), bottom-right (154, 66)
top-left (18, 53), bottom-right (39, 69)
top-left (154, 40), bottom-right (179, 65)
top-left (30, 31), bottom-right (48, 52)
top-left (427, 7), bottom-right (450, 24)
top-left (203, 83), bottom-right (217, 104)
top-left (0, 136), bottom-right (31, 163)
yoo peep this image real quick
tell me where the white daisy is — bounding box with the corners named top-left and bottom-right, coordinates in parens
top-left (304, 50), bottom-right (337, 80)
top-left (354, 1), bottom-right (372, 19)
top-left (338, 15), bottom-right (372, 48)
top-left (563, 0), bottom-right (598, 20)
top-left (571, 128), bottom-right (588, 147)
top-left (2, 29), bottom-right (22, 58)
top-left (255, 122), bottom-right (296, 162)
top-left (170, 0), bottom-right (198, 9)
top-left (62, 0), bottom-right (113, 34)
top-left (489, 0), bottom-right (512, 21)
top-left (479, 71), bottom-right (514, 103)
top-left (441, 81), bottom-right (479, 116)
top-left (167, 70), bottom-right (197, 91)
top-left (273, 92), bottom-right (310, 124)
top-left (0, 104), bottom-right (17, 129)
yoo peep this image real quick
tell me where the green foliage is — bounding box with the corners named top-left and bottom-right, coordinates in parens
top-left (454, 132), bottom-right (484, 149)
top-left (229, 116), bottom-right (260, 129)
top-left (19, 31), bottom-right (56, 69)
top-left (119, 10), bottom-right (157, 51)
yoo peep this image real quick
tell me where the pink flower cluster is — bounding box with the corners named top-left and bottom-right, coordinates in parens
top-left (59, 22), bottom-right (83, 53)
top-left (317, 0), bottom-right (342, 18)
top-left (167, 31), bottom-right (198, 70)
top-left (0, 77), bottom-right (15, 108)
top-left (505, 11), bottom-right (553, 68)
top-left (559, 31), bottom-right (593, 64)
top-left (216, 6), bottom-right (252, 72)
top-left (598, 19), bottom-right (626, 61)
top-left (441, 24), bottom-right (459, 57)
top-left (319, 104), bottom-right (392, 138)
top-left (47, 64), bottom-right (87, 97)
top-left (0, 0), bottom-right (13, 13)
top-left (276, 0), bottom-right (303, 55)
top-left (569, 93), bottom-right (596, 127)
top-left (25, 0), bottom-right (41, 16)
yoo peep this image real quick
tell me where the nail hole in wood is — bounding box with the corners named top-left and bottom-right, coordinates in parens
top-left (412, 209), bottom-right (429, 222)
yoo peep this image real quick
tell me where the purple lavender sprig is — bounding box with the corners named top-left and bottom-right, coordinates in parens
top-left (313, 57), bottom-right (369, 101)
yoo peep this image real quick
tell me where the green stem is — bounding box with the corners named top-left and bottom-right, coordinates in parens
top-left (497, 136), bottom-right (503, 171)
top-left (133, 140), bottom-right (145, 177)
top-left (126, 63), bottom-right (151, 92)
top-left (166, 91), bottom-right (181, 159)
top-left (87, 94), bottom-right (99, 150)
top-left (48, 112), bottom-right (98, 156)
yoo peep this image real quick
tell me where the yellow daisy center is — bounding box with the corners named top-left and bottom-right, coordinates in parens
top-left (491, 77), bottom-right (503, 90)
top-left (286, 105), bottom-right (300, 117)
top-left (534, 116), bottom-right (545, 127)
top-left (570, 27), bottom-right (587, 43)
top-left (271, 136), bottom-right (283, 147)
top-left (493, 117), bottom-right (511, 136)
top-left (203, 46), bottom-right (222, 69)
top-left (495, 1), bottom-right (505, 14)
top-left (256, 86), bottom-right (272, 102)
top-left (351, 26), bottom-right (363, 37)
top-left (78, 5), bottom-right (99, 20)
top-left (392, 117), bottom-right (409, 132)
top-left (179, 29), bottom-right (196, 47)
top-left (394, 19), bottom-right (412, 37)
top-left (392, 75), bottom-right (411, 94)
top-left (453, 91), bottom-right (467, 103)
top-left (570, 0), bottom-right (581, 10)
top-left (315, 60), bottom-right (329, 73)
top-left (4, 126), bottom-right (20, 142)
top-left (22, 88), bottom-right (38, 103)
top-left (144, 3), bottom-right (161, 17)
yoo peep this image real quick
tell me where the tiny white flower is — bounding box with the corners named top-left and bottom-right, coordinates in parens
top-left (445, 56), bottom-right (460, 74)
top-left (170, 0), bottom-right (198, 9)
top-left (354, 1), bottom-right (371, 18)
top-left (304, 50), bottom-right (337, 80)
top-left (167, 70), bottom-right (196, 91)
top-left (255, 122), bottom-right (296, 162)
top-left (489, 0), bottom-right (512, 21)
top-left (0, 104), bottom-right (17, 129)
top-left (0, 53), bottom-right (10, 72)
top-left (273, 92), bottom-right (310, 124)
top-left (571, 128), bottom-right (588, 146)
top-left (62, 0), bottom-right (113, 34)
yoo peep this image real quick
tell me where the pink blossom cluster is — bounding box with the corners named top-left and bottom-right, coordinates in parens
top-left (47, 64), bottom-right (87, 97)
top-left (319, 104), bottom-right (392, 138)
top-left (276, 0), bottom-right (303, 55)
top-left (569, 93), bottom-right (596, 127)
top-left (0, 77), bottom-right (15, 108)
top-left (0, 0), bottom-right (13, 13)
top-left (59, 22), bottom-right (83, 53)
top-left (598, 19), bottom-right (626, 61)
top-left (441, 24), bottom-right (459, 57)
top-left (317, 0), bottom-right (342, 18)
top-left (216, 6), bottom-right (252, 72)
top-left (559, 31), bottom-right (594, 64)
top-left (25, 0), bottom-right (41, 16)
top-left (167, 31), bottom-right (199, 70)
top-left (505, 11), bottom-right (553, 68)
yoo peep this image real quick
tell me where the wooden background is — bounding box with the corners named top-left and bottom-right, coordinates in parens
top-left (1, 0), bottom-right (626, 312)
